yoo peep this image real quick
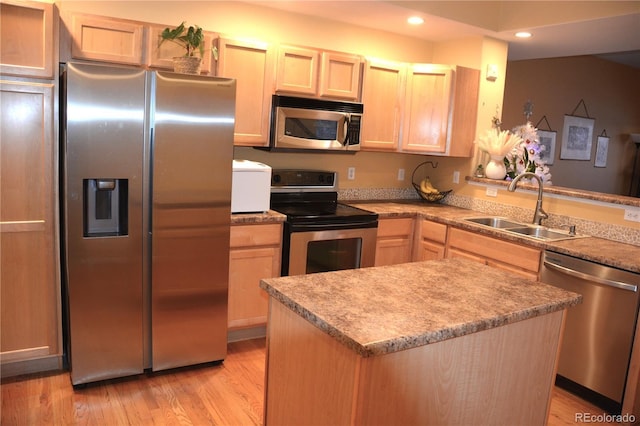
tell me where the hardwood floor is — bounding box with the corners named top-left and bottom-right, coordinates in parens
top-left (1, 338), bottom-right (616, 425)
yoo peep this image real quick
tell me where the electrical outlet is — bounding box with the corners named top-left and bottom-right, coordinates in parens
top-left (347, 167), bottom-right (355, 180)
top-left (453, 170), bottom-right (460, 184)
top-left (624, 208), bottom-right (640, 222)
top-left (486, 187), bottom-right (498, 197)
top-left (398, 168), bottom-right (405, 181)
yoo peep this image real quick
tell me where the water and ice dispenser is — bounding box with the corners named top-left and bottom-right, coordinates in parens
top-left (83, 178), bottom-right (128, 237)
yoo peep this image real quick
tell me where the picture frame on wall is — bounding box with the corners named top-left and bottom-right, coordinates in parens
top-left (537, 130), bottom-right (556, 165)
top-left (560, 115), bottom-right (594, 160)
top-left (594, 135), bottom-right (609, 168)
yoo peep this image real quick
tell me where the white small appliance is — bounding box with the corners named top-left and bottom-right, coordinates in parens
top-left (231, 160), bottom-right (272, 213)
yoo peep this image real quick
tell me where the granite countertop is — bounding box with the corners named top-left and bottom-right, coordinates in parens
top-left (228, 201), bottom-right (640, 274)
top-left (348, 201), bottom-right (640, 274)
top-left (260, 258), bottom-right (582, 357)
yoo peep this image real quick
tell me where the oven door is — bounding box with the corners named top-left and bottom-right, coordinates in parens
top-left (286, 226), bottom-right (377, 276)
top-left (274, 107), bottom-right (359, 151)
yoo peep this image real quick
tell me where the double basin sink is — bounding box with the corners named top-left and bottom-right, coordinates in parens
top-left (464, 217), bottom-right (586, 242)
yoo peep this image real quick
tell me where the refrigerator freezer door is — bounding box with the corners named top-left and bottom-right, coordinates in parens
top-left (150, 72), bottom-right (236, 371)
top-left (63, 63), bottom-right (146, 385)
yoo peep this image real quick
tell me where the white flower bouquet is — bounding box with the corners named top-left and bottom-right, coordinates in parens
top-left (475, 128), bottom-right (523, 157)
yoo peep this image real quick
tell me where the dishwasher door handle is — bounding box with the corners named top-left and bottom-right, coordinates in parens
top-left (543, 259), bottom-right (638, 292)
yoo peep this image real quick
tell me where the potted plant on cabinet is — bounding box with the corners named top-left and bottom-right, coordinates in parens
top-left (159, 22), bottom-right (205, 74)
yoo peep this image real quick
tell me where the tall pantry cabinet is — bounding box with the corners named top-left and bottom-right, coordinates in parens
top-left (0, 0), bottom-right (62, 376)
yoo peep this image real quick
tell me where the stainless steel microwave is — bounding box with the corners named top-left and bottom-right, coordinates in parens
top-left (269, 95), bottom-right (363, 152)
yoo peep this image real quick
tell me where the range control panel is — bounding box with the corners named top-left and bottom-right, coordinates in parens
top-left (270, 169), bottom-right (337, 192)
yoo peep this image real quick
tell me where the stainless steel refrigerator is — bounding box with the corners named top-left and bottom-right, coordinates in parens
top-left (60, 62), bottom-right (236, 386)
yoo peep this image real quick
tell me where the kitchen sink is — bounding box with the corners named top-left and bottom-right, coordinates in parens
top-left (507, 227), bottom-right (572, 240)
top-left (464, 217), bottom-right (523, 229)
top-left (463, 216), bottom-right (587, 242)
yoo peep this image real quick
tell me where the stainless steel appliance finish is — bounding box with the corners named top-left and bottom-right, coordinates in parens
top-left (268, 95), bottom-right (363, 152)
top-left (61, 62), bottom-right (236, 385)
top-left (540, 250), bottom-right (640, 412)
top-left (270, 170), bottom-right (378, 276)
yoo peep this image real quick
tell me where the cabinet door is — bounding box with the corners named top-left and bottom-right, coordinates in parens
top-left (415, 219), bottom-right (447, 261)
top-left (1, 80), bottom-right (60, 370)
top-left (447, 227), bottom-right (541, 276)
top-left (218, 38), bottom-right (275, 146)
top-left (275, 45), bottom-right (318, 95)
top-left (448, 66), bottom-right (480, 157)
top-left (319, 51), bottom-right (361, 100)
top-left (375, 218), bottom-right (414, 266)
top-left (146, 24), bottom-right (216, 75)
top-left (69, 13), bottom-right (144, 65)
top-left (0, 0), bottom-right (54, 78)
top-left (401, 64), bottom-right (453, 154)
top-left (361, 59), bottom-right (406, 151)
top-left (228, 224), bottom-right (282, 329)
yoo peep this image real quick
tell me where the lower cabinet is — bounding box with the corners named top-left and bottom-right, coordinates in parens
top-left (414, 219), bottom-right (447, 261)
top-left (375, 217), bottom-right (414, 266)
top-left (228, 223), bottom-right (282, 330)
top-left (446, 227), bottom-right (541, 280)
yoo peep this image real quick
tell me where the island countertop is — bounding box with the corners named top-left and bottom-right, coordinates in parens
top-left (260, 258), bottom-right (582, 357)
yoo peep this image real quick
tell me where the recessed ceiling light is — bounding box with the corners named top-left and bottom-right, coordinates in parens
top-left (408, 16), bottom-right (424, 25)
top-left (515, 31), bottom-right (532, 38)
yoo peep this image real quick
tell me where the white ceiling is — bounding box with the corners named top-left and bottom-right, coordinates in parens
top-left (248, 0), bottom-right (640, 68)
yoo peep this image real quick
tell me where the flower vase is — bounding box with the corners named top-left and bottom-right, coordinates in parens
top-left (485, 156), bottom-right (506, 180)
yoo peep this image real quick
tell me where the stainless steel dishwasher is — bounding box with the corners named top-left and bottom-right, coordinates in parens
top-left (541, 250), bottom-right (640, 414)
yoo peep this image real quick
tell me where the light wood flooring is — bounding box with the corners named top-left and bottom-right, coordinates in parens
top-left (2, 338), bottom-right (616, 425)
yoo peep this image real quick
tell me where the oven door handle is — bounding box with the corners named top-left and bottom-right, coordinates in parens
top-left (289, 221), bottom-right (377, 232)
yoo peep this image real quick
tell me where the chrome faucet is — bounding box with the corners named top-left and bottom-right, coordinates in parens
top-left (507, 172), bottom-right (548, 225)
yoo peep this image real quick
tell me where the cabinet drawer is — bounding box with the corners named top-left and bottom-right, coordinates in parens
top-left (230, 223), bottom-right (282, 248)
top-left (421, 220), bottom-right (447, 244)
top-left (377, 217), bottom-right (413, 237)
top-left (448, 227), bottom-right (541, 273)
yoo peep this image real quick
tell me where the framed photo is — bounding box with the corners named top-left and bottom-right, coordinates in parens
top-left (560, 115), bottom-right (594, 160)
top-left (595, 135), bottom-right (609, 167)
top-left (537, 130), bottom-right (556, 165)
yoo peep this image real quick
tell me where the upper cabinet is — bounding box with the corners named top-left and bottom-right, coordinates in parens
top-left (276, 45), bottom-right (362, 100)
top-left (0, 0), bottom-right (55, 79)
top-left (217, 37), bottom-right (275, 146)
top-left (360, 59), bottom-right (406, 151)
top-left (146, 24), bottom-right (217, 75)
top-left (361, 60), bottom-right (479, 157)
top-left (401, 64), bottom-right (454, 154)
top-left (60, 12), bottom-right (218, 74)
top-left (64, 13), bottom-right (145, 65)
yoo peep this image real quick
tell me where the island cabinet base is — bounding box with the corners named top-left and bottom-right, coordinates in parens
top-left (264, 299), bottom-right (566, 425)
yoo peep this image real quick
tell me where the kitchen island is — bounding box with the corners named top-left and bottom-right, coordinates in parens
top-left (260, 258), bottom-right (581, 425)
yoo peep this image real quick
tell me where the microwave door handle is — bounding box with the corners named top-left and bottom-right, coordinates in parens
top-left (341, 115), bottom-right (350, 146)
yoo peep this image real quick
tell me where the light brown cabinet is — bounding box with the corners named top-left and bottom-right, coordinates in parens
top-left (360, 59), bottom-right (406, 151)
top-left (218, 37), bottom-right (275, 146)
top-left (146, 24), bottom-right (217, 75)
top-left (375, 217), bottom-right (414, 266)
top-left (0, 0), bottom-right (55, 79)
top-left (401, 64), bottom-right (454, 154)
top-left (361, 62), bottom-right (479, 157)
top-left (1, 80), bottom-right (61, 375)
top-left (276, 45), bottom-right (361, 100)
top-left (414, 219), bottom-right (447, 261)
top-left (64, 12), bottom-right (145, 65)
top-left (228, 223), bottom-right (282, 330)
top-left (446, 227), bottom-right (541, 280)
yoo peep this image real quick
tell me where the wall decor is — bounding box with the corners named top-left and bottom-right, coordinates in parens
top-left (538, 130), bottom-right (557, 165)
top-left (535, 115), bottom-right (556, 165)
top-left (595, 132), bottom-right (609, 168)
top-left (560, 99), bottom-right (595, 161)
